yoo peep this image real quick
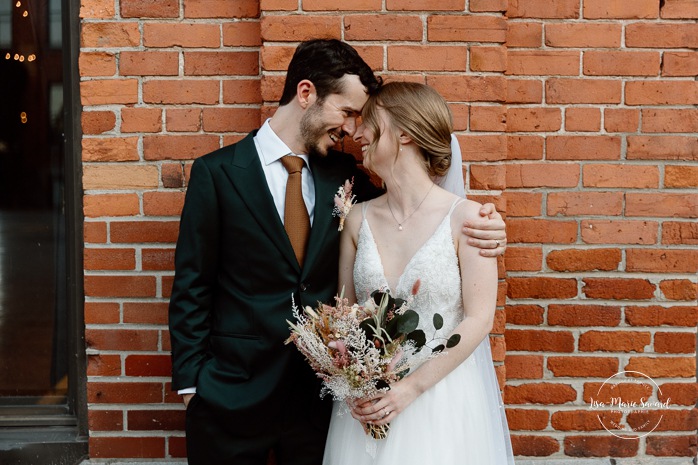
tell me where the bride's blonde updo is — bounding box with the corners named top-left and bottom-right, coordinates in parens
top-left (362, 81), bottom-right (454, 177)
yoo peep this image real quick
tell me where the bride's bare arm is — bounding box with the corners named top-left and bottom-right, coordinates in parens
top-left (337, 204), bottom-right (363, 304)
top-left (351, 199), bottom-right (498, 425)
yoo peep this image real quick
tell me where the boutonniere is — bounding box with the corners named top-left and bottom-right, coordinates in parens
top-left (332, 178), bottom-right (356, 232)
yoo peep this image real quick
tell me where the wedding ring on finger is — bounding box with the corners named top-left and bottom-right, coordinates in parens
top-left (494, 240), bottom-right (500, 249)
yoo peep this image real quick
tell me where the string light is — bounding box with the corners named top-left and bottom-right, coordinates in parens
top-left (13, 54), bottom-right (19, 60)
top-left (27, 54), bottom-right (36, 62)
top-left (4, 53), bottom-right (10, 60)
top-left (15, 1), bottom-right (21, 6)
top-left (20, 112), bottom-right (28, 124)
top-left (18, 55), bottom-right (24, 62)
top-left (22, 10), bottom-right (28, 17)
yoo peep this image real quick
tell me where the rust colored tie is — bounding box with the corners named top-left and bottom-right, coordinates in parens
top-left (281, 155), bottom-right (310, 267)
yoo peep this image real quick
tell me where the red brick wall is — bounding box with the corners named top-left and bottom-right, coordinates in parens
top-left (79, 0), bottom-right (697, 460)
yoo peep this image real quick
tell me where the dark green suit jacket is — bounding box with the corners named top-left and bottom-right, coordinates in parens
top-left (168, 131), bottom-right (380, 437)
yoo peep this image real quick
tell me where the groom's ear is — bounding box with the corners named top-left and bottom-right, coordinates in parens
top-left (297, 79), bottom-right (317, 109)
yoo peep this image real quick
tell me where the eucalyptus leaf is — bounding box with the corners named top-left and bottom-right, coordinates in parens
top-left (432, 344), bottom-right (445, 354)
top-left (446, 334), bottom-right (461, 348)
top-left (405, 329), bottom-right (426, 349)
top-left (396, 309), bottom-right (419, 334)
top-left (433, 313), bottom-right (443, 330)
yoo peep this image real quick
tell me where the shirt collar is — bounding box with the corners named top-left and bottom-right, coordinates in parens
top-left (255, 119), bottom-right (310, 168)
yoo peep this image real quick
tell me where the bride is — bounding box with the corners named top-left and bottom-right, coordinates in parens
top-left (323, 82), bottom-right (515, 464)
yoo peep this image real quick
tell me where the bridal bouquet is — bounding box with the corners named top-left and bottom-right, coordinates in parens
top-left (286, 281), bottom-right (460, 439)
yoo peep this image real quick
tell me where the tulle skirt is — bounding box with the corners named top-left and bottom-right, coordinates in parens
top-left (322, 338), bottom-right (515, 465)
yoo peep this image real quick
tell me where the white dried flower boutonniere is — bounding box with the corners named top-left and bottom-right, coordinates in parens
top-left (332, 178), bottom-right (356, 232)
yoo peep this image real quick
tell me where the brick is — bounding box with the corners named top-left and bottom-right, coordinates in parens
top-left (468, 106), bottom-right (505, 132)
top-left (161, 163), bottom-right (187, 188)
top-left (427, 15), bottom-right (506, 42)
top-left (87, 354), bottom-right (121, 376)
top-left (546, 79), bottom-right (622, 104)
top-left (547, 192), bottom-right (623, 216)
top-left (260, 15), bottom-right (341, 41)
top-left (81, 80), bottom-right (138, 105)
top-left (507, 51), bottom-right (579, 76)
top-left (84, 194), bottom-right (139, 217)
top-left (143, 23), bottom-right (220, 48)
top-left (80, 0), bottom-right (115, 18)
top-left (82, 137), bottom-right (139, 162)
top-left (507, 0), bottom-right (580, 18)
top-left (120, 0), bottom-right (178, 17)
top-left (662, 51), bottom-right (698, 77)
top-left (166, 109), bottom-right (201, 132)
top-left (548, 357), bottom-right (618, 377)
top-left (583, 0), bottom-right (658, 19)
top-left (456, 135), bottom-right (507, 161)
top-left (79, 52), bottom-right (116, 77)
top-left (579, 330), bottom-right (651, 352)
top-left (626, 305), bottom-right (698, 327)
top-left (109, 221), bottom-right (178, 244)
top-left (142, 248), bottom-right (176, 271)
top-left (506, 135), bottom-right (544, 159)
top-left (84, 275), bottom-right (157, 298)
top-left (84, 222), bottom-right (108, 243)
top-left (469, 165), bottom-right (505, 190)
top-left (123, 302), bottom-right (169, 325)
top-left (121, 107), bottom-right (162, 133)
top-left (389, 46), bottom-right (467, 71)
top-left (503, 192), bottom-right (542, 217)
top-left (646, 435), bottom-right (698, 457)
top-left (143, 192), bottom-right (185, 217)
top-left (81, 22), bottom-right (140, 47)
top-left (504, 246), bottom-right (543, 271)
top-left (505, 408), bottom-right (549, 429)
top-left (552, 410), bottom-right (621, 431)
top-left (185, 51), bottom-right (258, 76)
top-left (582, 164), bottom-right (658, 189)
top-left (260, 0), bottom-right (296, 9)
top-left (506, 107), bottom-right (561, 132)
top-left (345, 15), bottom-right (423, 41)
top-left (125, 355), bottom-right (172, 377)
top-left (565, 108), bottom-right (600, 132)
top-left (83, 165), bottom-right (159, 190)
top-left (583, 382), bottom-right (656, 404)
top-left (120, 51), bottom-right (179, 76)
top-left (202, 108), bottom-right (261, 133)
top-left (627, 249), bottom-right (698, 273)
top-left (625, 357), bottom-right (696, 378)
top-left (84, 302), bottom-right (120, 324)
top-left (506, 163), bottom-right (579, 187)
top-left (564, 436), bottom-right (638, 458)
top-left (666, 165), bottom-right (698, 189)
top-left (223, 21), bottom-right (262, 47)
top-left (627, 136), bottom-right (698, 161)
top-left (506, 22), bottom-right (542, 48)
top-left (582, 278), bottom-right (656, 300)
top-left (626, 23), bottom-right (698, 48)
top-left (89, 437), bottom-right (165, 459)
top-left (507, 219), bottom-right (577, 243)
top-left (655, 332), bottom-right (696, 354)
top-left (169, 436), bottom-right (187, 458)
top-left (626, 193), bottom-right (697, 218)
top-left (428, 75), bottom-right (506, 102)
top-left (504, 383), bottom-right (577, 404)
top-left (128, 409), bottom-right (185, 431)
top-left (662, 222), bottom-right (698, 245)
top-left (548, 305), bottom-right (621, 327)
top-left (261, 45), bottom-right (296, 71)
top-left (660, 279), bottom-right (698, 301)
top-left (223, 80), bottom-right (262, 104)
top-left (143, 80), bottom-right (220, 105)
top-left (143, 135), bottom-right (220, 161)
top-left (545, 23), bottom-right (621, 48)
top-left (162, 276), bottom-right (175, 298)
top-left (642, 109), bottom-right (698, 134)
top-left (505, 304), bottom-right (545, 325)
top-left (581, 220), bottom-right (658, 245)
top-left (470, 46), bottom-right (507, 72)
top-left (510, 435), bottom-right (560, 456)
top-left (505, 329), bottom-right (575, 352)
top-left (661, 0), bottom-right (698, 18)
top-left (546, 248), bottom-right (621, 272)
top-left (505, 355), bottom-right (544, 379)
top-left (184, 0), bottom-right (259, 18)
top-left (386, 0), bottom-right (465, 10)
top-left (604, 108), bottom-right (639, 133)
top-left (82, 111), bottom-right (116, 134)
top-left (88, 410), bottom-right (123, 431)
top-left (659, 383), bottom-right (698, 406)
top-left (584, 50), bottom-right (660, 76)
top-left (626, 81), bottom-right (698, 105)
top-left (85, 328), bottom-right (159, 351)
top-left (470, 0), bottom-right (507, 11)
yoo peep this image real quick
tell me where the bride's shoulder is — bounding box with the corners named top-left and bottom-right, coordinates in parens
top-left (451, 197), bottom-right (484, 223)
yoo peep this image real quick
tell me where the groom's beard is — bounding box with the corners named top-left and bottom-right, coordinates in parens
top-left (300, 104), bottom-right (345, 158)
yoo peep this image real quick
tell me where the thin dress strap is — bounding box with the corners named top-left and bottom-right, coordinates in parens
top-left (447, 198), bottom-right (465, 218)
top-left (361, 200), bottom-right (371, 220)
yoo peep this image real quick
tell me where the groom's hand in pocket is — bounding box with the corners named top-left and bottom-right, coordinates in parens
top-left (183, 393), bottom-right (195, 408)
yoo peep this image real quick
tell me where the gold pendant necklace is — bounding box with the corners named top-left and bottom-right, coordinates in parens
top-left (386, 183), bottom-right (435, 231)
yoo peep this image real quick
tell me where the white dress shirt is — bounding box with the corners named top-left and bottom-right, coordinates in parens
top-left (178, 120), bottom-right (314, 396)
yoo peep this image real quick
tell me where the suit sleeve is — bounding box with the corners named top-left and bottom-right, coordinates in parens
top-left (168, 158), bottom-right (220, 391)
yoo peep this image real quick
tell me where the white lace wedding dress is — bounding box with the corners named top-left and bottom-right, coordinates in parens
top-left (323, 200), bottom-right (515, 465)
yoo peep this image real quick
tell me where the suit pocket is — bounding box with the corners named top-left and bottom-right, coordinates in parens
top-left (209, 333), bottom-right (262, 381)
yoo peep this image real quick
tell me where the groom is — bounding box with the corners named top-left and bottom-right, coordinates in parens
top-left (168, 39), bottom-right (507, 464)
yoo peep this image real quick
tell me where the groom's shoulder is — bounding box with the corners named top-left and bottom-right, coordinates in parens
top-left (196, 130), bottom-right (259, 167)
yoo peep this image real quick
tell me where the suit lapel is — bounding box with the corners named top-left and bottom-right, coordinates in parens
top-left (220, 133), bottom-right (300, 272)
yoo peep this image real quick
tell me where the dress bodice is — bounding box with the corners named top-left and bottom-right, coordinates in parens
top-left (353, 200), bottom-right (464, 338)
